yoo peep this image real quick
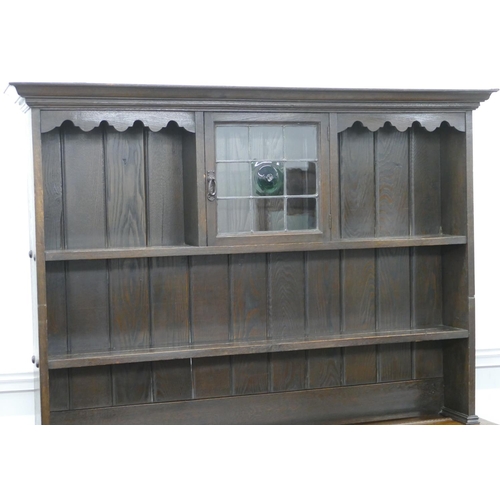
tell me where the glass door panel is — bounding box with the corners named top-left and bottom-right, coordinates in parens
top-left (206, 113), bottom-right (329, 245)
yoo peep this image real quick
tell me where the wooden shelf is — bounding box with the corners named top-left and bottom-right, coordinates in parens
top-left (45, 235), bottom-right (466, 261)
top-left (47, 326), bottom-right (468, 369)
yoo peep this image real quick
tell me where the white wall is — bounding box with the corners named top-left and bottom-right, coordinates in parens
top-left (1, 1), bottom-right (499, 424)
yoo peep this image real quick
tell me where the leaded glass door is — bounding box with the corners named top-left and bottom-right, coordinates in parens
top-left (205, 113), bottom-right (330, 245)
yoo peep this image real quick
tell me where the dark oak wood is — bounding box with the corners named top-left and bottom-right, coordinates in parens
top-left (44, 234), bottom-right (467, 261)
top-left (47, 326), bottom-right (468, 369)
top-left (14, 83), bottom-right (495, 425)
top-left (49, 378), bottom-right (444, 425)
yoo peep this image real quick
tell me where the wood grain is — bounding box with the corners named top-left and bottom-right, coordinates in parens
top-left (41, 129), bottom-right (63, 250)
top-left (376, 124), bottom-right (409, 236)
top-left (340, 123), bottom-right (375, 237)
top-left (109, 258), bottom-right (150, 350)
top-left (268, 252), bottom-right (305, 339)
top-left (307, 349), bottom-right (342, 388)
top-left (412, 247), bottom-right (443, 327)
top-left (231, 354), bottom-right (269, 395)
top-left (411, 125), bottom-right (441, 235)
top-left (342, 249), bottom-right (377, 385)
top-left (112, 363), bottom-right (152, 406)
top-left (149, 257), bottom-right (189, 347)
top-left (70, 366), bottom-right (113, 409)
top-left (413, 341), bottom-right (443, 379)
top-left (306, 251), bottom-right (341, 338)
top-left (48, 369), bottom-right (69, 411)
top-left (63, 124), bottom-right (106, 249)
top-left (441, 125), bottom-right (466, 236)
top-left (376, 249), bottom-right (412, 382)
top-left (146, 128), bottom-right (185, 245)
top-left (50, 378), bottom-right (445, 425)
top-left (192, 357), bottom-right (231, 398)
top-left (46, 262), bottom-right (67, 355)
top-left (153, 359), bottom-right (192, 402)
top-left (105, 124), bottom-right (147, 247)
top-left (66, 261), bottom-right (110, 353)
top-left (190, 255), bottom-right (230, 343)
top-left (230, 253), bottom-right (267, 341)
top-left (271, 351), bottom-right (306, 392)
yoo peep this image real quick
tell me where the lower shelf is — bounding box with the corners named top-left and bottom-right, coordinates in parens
top-left (48, 325), bottom-right (468, 369)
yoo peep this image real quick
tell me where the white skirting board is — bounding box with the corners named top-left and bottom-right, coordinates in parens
top-left (1, 350), bottom-right (499, 424)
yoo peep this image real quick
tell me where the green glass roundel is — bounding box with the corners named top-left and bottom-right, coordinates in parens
top-left (253, 161), bottom-right (284, 196)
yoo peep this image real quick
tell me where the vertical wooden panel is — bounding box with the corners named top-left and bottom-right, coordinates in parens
top-left (66, 261), bottom-right (110, 353)
top-left (183, 117), bottom-right (205, 246)
top-left (344, 346), bottom-right (378, 386)
top-left (63, 125), bottom-right (106, 249)
top-left (230, 255), bottom-right (268, 396)
top-left (232, 354), bottom-right (269, 395)
top-left (441, 125), bottom-right (466, 236)
top-left (109, 258), bottom-right (150, 350)
top-left (105, 125), bottom-right (147, 247)
top-left (271, 351), bottom-right (306, 392)
top-left (153, 359), bottom-right (192, 402)
top-left (342, 249), bottom-right (377, 385)
top-left (377, 251), bottom-right (410, 329)
top-left (412, 247), bottom-right (443, 381)
top-left (306, 251), bottom-right (341, 338)
top-left (268, 252), bottom-right (305, 339)
top-left (342, 249), bottom-right (376, 332)
top-left (413, 341), bottom-right (443, 379)
top-left (411, 125), bottom-right (441, 235)
top-left (375, 125), bottom-right (412, 382)
top-left (442, 246), bottom-right (468, 329)
top-left (41, 129), bottom-right (64, 250)
top-left (339, 123), bottom-right (375, 237)
top-left (46, 262), bottom-right (67, 355)
top-left (150, 257), bottom-right (189, 347)
top-left (377, 343), bottom-right (412, 382)
top-left (412, 247), bottom-right (443, 327)
top-left (190, 255), bottom-right (230, 343)
top-left (146, 128), bottom-right (185, 246)
top-left (376, 124), bottom-right (409, 236)
top-left (192, 357), bottom-right (231, 398)
top-left (377, 249), bottom-right (412, 382)
top-left (308, 349), bottom-right (342, 389)
top-left (70, 366), bottom-right (113, 409)
top-left (230, 253), bottom-right (267, 341)
top-left (112, 363), bottom-right (152, 406)
top-left (48, 369), bottom-right (69, 412)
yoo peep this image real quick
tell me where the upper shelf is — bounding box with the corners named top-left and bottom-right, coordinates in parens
top-left (45, 235), bottom-right (466, 261)
top-left (10, 83), bottom-right (497, 112)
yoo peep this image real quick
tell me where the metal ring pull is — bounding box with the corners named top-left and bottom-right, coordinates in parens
top-left (207, 171), bottom-right (217, 201)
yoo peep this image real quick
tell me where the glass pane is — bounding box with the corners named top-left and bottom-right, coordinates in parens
top-left (216, 126), bottom-right (248, 161)
top-left (287, 198), bottom-right (317, 231)
top-left (254, 199), bottom-right (284, 231)
top-left (252, 161), bottom-right (284, 196)
top-left (218, 199), bottom-right (251, 234)
top-left (217, 163), bottom-right (251, 197)
top-left (285, 162), bottom-right (317, 195)
top-left (284, 125), bottom-right (317, 160)
top-left (249, 126), bottom-right (283, 160)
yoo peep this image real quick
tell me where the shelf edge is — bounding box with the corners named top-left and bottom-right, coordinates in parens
top-left (45, 235), bottom-right (467, 261)
top-left (48, 327), bottom-right (469, 369)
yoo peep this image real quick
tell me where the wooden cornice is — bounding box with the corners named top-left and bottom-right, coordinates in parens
top-left (9, 83), bottom-right (497, 112)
